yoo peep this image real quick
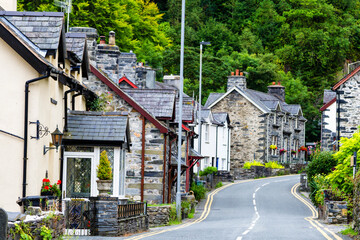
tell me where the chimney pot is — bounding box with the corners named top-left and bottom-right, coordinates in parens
top-left (100, 36), bottom-right (106, 44)
top-left (272, 82), bottom-right (276, 85)
top-left (240, 72), bottom-right (243, 76)
top-left (109, 31), bottom-right (116, 45)
top-left (278, 81), bottom-right (281, 85)
top-left (231, 72), bottom-right (234, 76)
top-left (236, 69), bottom-right (239, 76)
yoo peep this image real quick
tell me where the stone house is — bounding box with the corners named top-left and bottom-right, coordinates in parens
top-left (205, 70), bottom-right (306, 178)
top-left (321, 65), bottom-right (360, 151)
top-left (320, 90), bottom-right (337, 151)
top-left (0, 11), bottom-right (96, 211)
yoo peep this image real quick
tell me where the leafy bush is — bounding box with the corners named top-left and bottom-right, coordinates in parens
top-left (199, 166), bottom-right (218, 176)
top-left (243, 160), bottom-right (264, 169)
top-left (309, 174), bottom-right (329, 206)
top-left (190, 182), bottom-right (207, 201)
top-left (215, 182), bottom-right (223, 188)
top-left (265, 161), bottom-right (284, 169)
top-left (97, 150), bottom-right (113, 180)
top-left (306, 151), bottom-right (336, 181)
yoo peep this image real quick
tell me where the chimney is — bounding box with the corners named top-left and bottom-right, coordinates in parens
top-left (163, 74), bottom-right (181, 89)
top-left (227, 70), bottom-right (247, 91)
top-left (109, 31), bottom-right (116, 45)
top-left (99, 36), bottom-right (106, 44)
top-left (267, 82), bottom-right (285, 102)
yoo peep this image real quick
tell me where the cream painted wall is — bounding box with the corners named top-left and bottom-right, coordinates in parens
top-left (325, 102), bottom-right (337, 133)
top-left (0, 0), bottom-right (17, 10)
top-left (0, 38), bottom-right (86, 211)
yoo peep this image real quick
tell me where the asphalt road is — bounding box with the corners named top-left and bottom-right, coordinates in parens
top-left (76, 175), bottom-right (350, 240)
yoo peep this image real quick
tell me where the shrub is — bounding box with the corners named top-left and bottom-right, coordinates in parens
top-left (265, 161), bottom-right (284, 169)
top-left (190, 182), bottom-right (207, 201)
top-left (306, 151), bottom-right (336, 181)
top-left (97, 150), bottom-right (113, 180)
top-left (199, 166), bottom-right (217, 176)
top-left (215, 182), bottom-right (223, 188)
top-left (243, 160), bottom-right (264, 169)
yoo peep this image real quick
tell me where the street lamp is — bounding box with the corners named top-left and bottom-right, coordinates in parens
top-left (198, 41), bottom-right (210, 162)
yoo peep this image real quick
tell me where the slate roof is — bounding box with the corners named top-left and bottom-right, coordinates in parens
top-left (204, 92), bottom-right (224, 108)
top-left (123, 89), bottom-right (176, 119)
top-left (0, 11), bottom-right (64, 51)
top-left (64, 111), bottom-right (128, 142)
top-left (213, 112), bottom-right (229, 125)
top-left (65, 32), bottom-right (86, 62)
top-left (174, 97), bottom-right (194, 122)
top-left (283, 105), bottom-right (301, 115)
top-left (323, 89), bottom-right (336, 104)
top-left (189, 148), bottom-right (203, 158)
top-left (155, 81), bottom-right (191, 97)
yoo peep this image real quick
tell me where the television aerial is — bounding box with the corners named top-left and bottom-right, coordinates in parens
top-left (54, 0), bottom-right (72, 32)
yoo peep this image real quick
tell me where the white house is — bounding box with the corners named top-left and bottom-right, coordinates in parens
top-left (194, 109), bottom-right (231, 172)
top-left (320, 90), bottom-right (337, 151)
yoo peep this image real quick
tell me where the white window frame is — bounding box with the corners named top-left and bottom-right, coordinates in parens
top-left (273, 112), bottom-right (277, 124)
top-left (63, 147), bottom-right (125, 200)
top-left (204, 124), bottom-right (210, 143)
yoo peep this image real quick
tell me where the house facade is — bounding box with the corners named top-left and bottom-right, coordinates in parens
top-left (321, 65), bottom-right (360, 151)
top-left (320, 90), bottom-right (337, 151)
top-left (0, 11), bottom-right (95, 211)
top-left (206, 71), bottom-right (306, 178)
top-left (194, 110), bottom-right (231, 172)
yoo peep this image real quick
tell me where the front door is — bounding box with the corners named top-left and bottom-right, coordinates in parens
top-left (64, 155), bottom-right (94, 198)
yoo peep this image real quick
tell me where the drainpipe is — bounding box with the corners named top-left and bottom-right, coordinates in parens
top-left (23, 70), bottom-right (51, 198)
top-left (336, 89), bottom-right (341, 151)
top-left (215, 126), bottom-right (218, 168)
top-left (163, 134), bottom-right (167, 203)
top-left (227, 128), bottom-right (230, 171)
top-left (168, 136), bottom-right (177, 203)
top-left (141, 116), bottom-right (145, 202)
top-left (71, 92), bottom-right (82, 110)
top-left (64, 88), bottom-right (77, 132)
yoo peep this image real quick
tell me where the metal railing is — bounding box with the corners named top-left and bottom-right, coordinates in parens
top-left (64, 199), bottom-right (91, 236)
top-left (118, 201), bottom-right (147, 218)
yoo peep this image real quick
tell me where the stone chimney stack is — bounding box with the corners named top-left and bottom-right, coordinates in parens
top-left (69, 27), bottom-right (99, 65)
top-left (109, 31), bottom-right (116, 45)
top-left (227, 69), bottom-right (247, 91)
top-left (267, 81), bottom-right (285, 102)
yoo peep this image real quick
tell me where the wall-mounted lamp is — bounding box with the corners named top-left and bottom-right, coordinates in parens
top-left (43, 125), bottom-right (63, 155)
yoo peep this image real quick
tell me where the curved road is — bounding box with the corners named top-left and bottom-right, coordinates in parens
top-left (125, 175), bottom-right (347, 240)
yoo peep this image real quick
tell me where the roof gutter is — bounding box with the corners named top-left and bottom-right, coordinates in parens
top-left (64, 88), bottom-right (78, 131)
top-left (23, 69), bottom-right (52, 198)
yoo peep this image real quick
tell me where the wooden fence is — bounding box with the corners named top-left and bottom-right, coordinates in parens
top-left (118, 202), bottom-right (147, 218)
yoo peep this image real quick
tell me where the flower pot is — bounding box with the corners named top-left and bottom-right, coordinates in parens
top-left (96, 180), bottom-right (112, 196)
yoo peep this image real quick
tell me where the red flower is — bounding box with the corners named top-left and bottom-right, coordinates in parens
top-left (44, 186), bottom-right (49, 190)
top-left (43, 178), bottom-right (47, 183)
top-left (50, 185), bottom-right (52, 188)
top-left (57, 180), bottom-right (61, 185)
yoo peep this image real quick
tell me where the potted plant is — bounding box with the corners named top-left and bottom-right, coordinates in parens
top-left (279, 149), bottom-right (287, 155)
top-left (97, 150), bottom-right (113, 196)
top-left (41, 178), bottom-right (61, 197)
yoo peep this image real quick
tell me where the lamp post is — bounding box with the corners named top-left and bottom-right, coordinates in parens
top-left (198, 41), bottom-right (210, 164)
top-left (176, 0), bottom-right (186, 221)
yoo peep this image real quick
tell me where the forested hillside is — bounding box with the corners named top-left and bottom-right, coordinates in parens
top-left (18, 0), bottom-right (360, 142)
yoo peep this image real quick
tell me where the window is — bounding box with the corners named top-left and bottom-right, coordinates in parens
top-left (205, 124), bottom-right (209, 142)
top-left (295, 118), bottom-right (299, 129)
top-left (271, 135), bottom-right (278, 155)
top-left (273, 113), bottom-right (277, 124)
top-left (222, 127), bottom-right (226, 145)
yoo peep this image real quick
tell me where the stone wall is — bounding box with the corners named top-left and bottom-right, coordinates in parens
top-left (211, 91), bottom-right (265, 178)
top-left (7, 212), bottom-right (64, 239)
top-left (338, 73), bottom-right (360, 139)
top-left (85, 72), bottom-right (168, 204)
top-left (321, 201), bottom-right (348, 224)
top-left (118, 215), bottom-right (148, 236)
top-left (147, 205), bottom-right (171, 227)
